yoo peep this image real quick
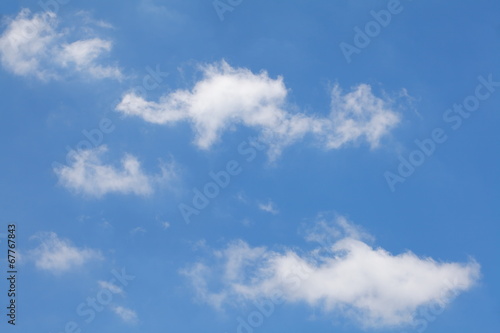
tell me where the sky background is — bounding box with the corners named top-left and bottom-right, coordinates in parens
top-left (0, 0), bottom-right (499, 332)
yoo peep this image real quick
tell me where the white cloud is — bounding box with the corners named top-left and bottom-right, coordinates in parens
top-left (112, 306), bottom-right (138, 324)
top-left (53, 146), bottom-right (174, 198)
top-left (130, 227), bottom-right (147, 235)
top-left (98, 280), bottom-right (124, 295)
top-left (57, 38), bottom-right (122, 79)
top-left (116, 61), bottom-right (401, 159)
top-left (75, 10), bottom-right (115, 30)
top-left (303, 214), bottom-right (374, 246)
top-left (258, 200), bottom-right (279, 215)
top-left (182, 217), bottom-right (480, 329)
top-left (29, 232), bottom-right (102, 274)
top-left (0, 9), bottom-right (122, 80)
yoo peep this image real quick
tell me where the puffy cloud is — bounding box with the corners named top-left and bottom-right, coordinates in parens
top-left (112, 306), bottom-right (138, 324)
top-left (53, 146), bottom-right (175, 198)
top-left (116, 61), bottom-right (401, 159)
top-left (0, 9), bottom-right (122, 80)
top-left (182, 217), bottom-right (480, 328)
top-left (56, 38), bottom-right (122, 79)
top-left (29, 232), bottom-right (102, 274)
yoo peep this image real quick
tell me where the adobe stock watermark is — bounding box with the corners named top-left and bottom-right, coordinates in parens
top-left (401, 279), bottom-right (463, 333)
top-left (340, 0), bottom-right (414, 64)
top-left (38, 0), bottom-right (72, 13)
top-left (385, 74), bottom-right (500, 192)
top-left (8, 0), bottom-right (72, 45)
top-left (53, 267), bottom-right (135, 333)
top-left (51, 118), bottom-right (115, 171)
top-left (234, 262), bottom-right (312, 333)
top-left (178, 137), bottom-right (266, 224)
top-left (213, 0), bottom-right (243, 21)
top-left (130, 65), bottom-right (169, 97)
top-left (52, 64), bottom-right (167, 170)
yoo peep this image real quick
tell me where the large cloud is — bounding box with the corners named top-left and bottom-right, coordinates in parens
top-left (0, 9), bottom-right (122, 80)
top-left (182, 216), bottom-right (480, 328)
top-left (116, 61), bottom-right (401, 159)
top-left (53, 146), bottom-right (175, 198)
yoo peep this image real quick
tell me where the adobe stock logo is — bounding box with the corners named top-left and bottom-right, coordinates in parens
top-left (178, 137), bottom-right (266, 224)
top-left (53, 268), bottom-right (135, 333)
top-left (234, 263), bottom-right (312, 333)
top-left (339, 0), bottom-right (413, 64)
top-left (385, 74), bottom-right (500, 192)
top-left (213, 0), bottom-right (243, 21)
top-left (52, 64), bottom-right (167, 171)
top-left (51, 118), bottom-right (115, 171)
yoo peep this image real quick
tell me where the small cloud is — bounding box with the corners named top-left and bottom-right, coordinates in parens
top-left (29, 232), bottom-right (102, 274)
top-left (77, 215), bottom-right (91, 223)
top-left (130, 227), bottom-right (146, 235)
top-left (100, 219), bottom-right (113, 229)
top-left (138, 0), bottom-right (186, 24)
top-left (190, 239), bottom-right (208, 252)
top-left (98, 280), bottom-right (123, 295)
top-left (54, 146), bottom-right (174, 198)
top-left (241, 218), bottom-right (252, 227)
top-left (112, 306), bottom-right (138, 324)
top-left (75, 10), bottom-right (115, 29)
top-left (161, 221), bottom-right (171, 230)
top-left (302, 213), bottom-right (374, 246)
top-left (258, 200), bottom-right (279, 215)
top-left (0, 9), bottom-right (122, 80)
top-left (235, 192), bottom-right (248, 204)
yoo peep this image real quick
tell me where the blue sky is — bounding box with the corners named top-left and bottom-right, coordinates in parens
top-left (0, 0), bottom-right (499, 332)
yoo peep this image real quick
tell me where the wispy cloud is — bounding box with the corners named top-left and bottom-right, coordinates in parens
top-left (97, 280), bottom-right (139, 327)
top-left (75, 10), bottom-right (115, 29)
top-left (112, 306), bottom-right (138, 324)
top-left (0, 9), bottom-right (122, 80)
top-left (29, 232), bottom-right (102, 274)
top-left (182, 216), bottom-right (480, 328)
top-left (98, 280), bottom-right (124, 295)
top-left (116, 61), bottom-right (401, 159)
top-left (258, 200), bottom-right (279, 215)
top-left (53, 146), bottom-right (175, 198)
top-left (130, 227), bottom-right (147, 235)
